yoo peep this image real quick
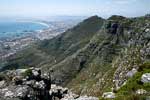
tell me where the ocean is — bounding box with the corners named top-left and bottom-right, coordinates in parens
top-left (0, 21), bottom-right (48, 38)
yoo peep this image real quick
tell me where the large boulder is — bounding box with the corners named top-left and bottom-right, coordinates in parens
top-left (141, 73), bottom-right (150, 83)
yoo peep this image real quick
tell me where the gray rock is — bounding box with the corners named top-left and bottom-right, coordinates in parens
top-left (32, 70), bottom-right (39, 77)
top-left (0, 85), bottom-right (30, 99)
top-left (50, 84), bottom-right (66, 96)
top-left (15, 86), bottom-right (29, 97)
top-left (62, 92), bottom-right (79, 100)
top-left (102, 92), bottom-right (115, 99)
top-left (24, 80), bottom-right (35, 86)
top-left (76, 96), bottom-right (99, 100)
top-left (61, 97), bottom-right (74, 100)
top-left (15, 69), bottom-right (27, 76)
top-left (34, 80), bottom-right (46, 89)
top-left (61, 95), bottom-right (98, 100)
top-left (0, 80), bottom-right (5, 88)
top-left (126, 68), bottom-right (137, 78)
top-left (141, 73), bottom-right (150, 83)
top-left (0, 68), bottom-right (100, 100)
top-left (0, 68), bottom-right (51, 100)
top-left (145, 28), bottom-right (150, 32)
top-left (4, 90), bottom-right (14, 98)
top-left (136, 89), bottom-right (147, 95)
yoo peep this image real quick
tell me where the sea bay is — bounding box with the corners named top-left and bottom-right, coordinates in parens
top-left (0, 21), bottom-right (48, 38)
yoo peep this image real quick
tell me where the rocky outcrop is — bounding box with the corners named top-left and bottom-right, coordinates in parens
top-left (141, 73), bottom-right (150, 83)
top-left (0, 68), bottom-right (51, 100)
top-left (113, 24), bottom-right (150, 90)
top-left (0, 68), bottom-right (98, 100)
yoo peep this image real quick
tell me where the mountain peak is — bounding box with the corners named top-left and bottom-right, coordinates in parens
top-left (108, 15), bottom-right (126, 21)
top-left (83, 15), bottom-right (103, 22)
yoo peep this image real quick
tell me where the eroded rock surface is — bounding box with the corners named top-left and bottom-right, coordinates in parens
top-left (0, 68), bottom-right (98, 100)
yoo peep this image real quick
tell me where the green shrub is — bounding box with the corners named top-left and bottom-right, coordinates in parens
top-left (114, 94), bottom-right (146, 100)
top-left (22, 69), bottom-right (32, 77)
top-left (138, 62), bottom-right (150, 71)
top-left (116, 62), bottom-right (150, 97)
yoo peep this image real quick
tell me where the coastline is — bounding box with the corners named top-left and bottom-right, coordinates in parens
top-left (0, 20), bottom-right (50, 38)
top-left (17, 20), bottom-right (50, 28)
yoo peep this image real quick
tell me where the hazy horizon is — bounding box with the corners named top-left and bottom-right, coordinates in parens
top-left (0, 0), bottom-right (150, 18)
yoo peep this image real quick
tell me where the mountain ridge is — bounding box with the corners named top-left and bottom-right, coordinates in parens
top-left (0, 14), bottom-right (150, 99)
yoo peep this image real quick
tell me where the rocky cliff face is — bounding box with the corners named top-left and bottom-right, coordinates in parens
top-left (0, 15), bottom-right (150, 99)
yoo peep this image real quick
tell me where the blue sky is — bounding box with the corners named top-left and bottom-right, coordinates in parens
top-left (0, 0), bottom-right (150, 18)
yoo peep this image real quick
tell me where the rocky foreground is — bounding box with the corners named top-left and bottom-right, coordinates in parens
top-left (0, 68), bottom-right (98, 100)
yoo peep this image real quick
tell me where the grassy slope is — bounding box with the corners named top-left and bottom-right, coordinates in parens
top-left (50, 16), bottom-right (133, 96)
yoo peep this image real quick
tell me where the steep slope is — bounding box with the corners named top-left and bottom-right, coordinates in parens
top-left (38, 16), bottom-right (105, 66)
top-left (0, 16), bottom-right (105, 71)
top-left (50, 15), bottom-right (133, 96)
top-left (0, 15), bottom-right (150, 99)
top-left (44, 15), bottom-right (150, 98)
top-left (111, 16), bottom-right (150, 99)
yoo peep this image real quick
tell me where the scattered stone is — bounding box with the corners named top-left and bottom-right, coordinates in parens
top-left (34, 80), bottom-right (46, 89)
top-left (145, 28), bottom-right (150, 32)
top-left (32, 69), bottom-right (40, 77)
top-left (102, 92), bottom-right (115, 99)
top-left (136, 89), bottom-right (147, 95)
top-left (141, 73), bottom-right (150, 83)
top-left (4, 90), bottom-right (14, 98)
top-left (126, 68), bottom-right (137, 78)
